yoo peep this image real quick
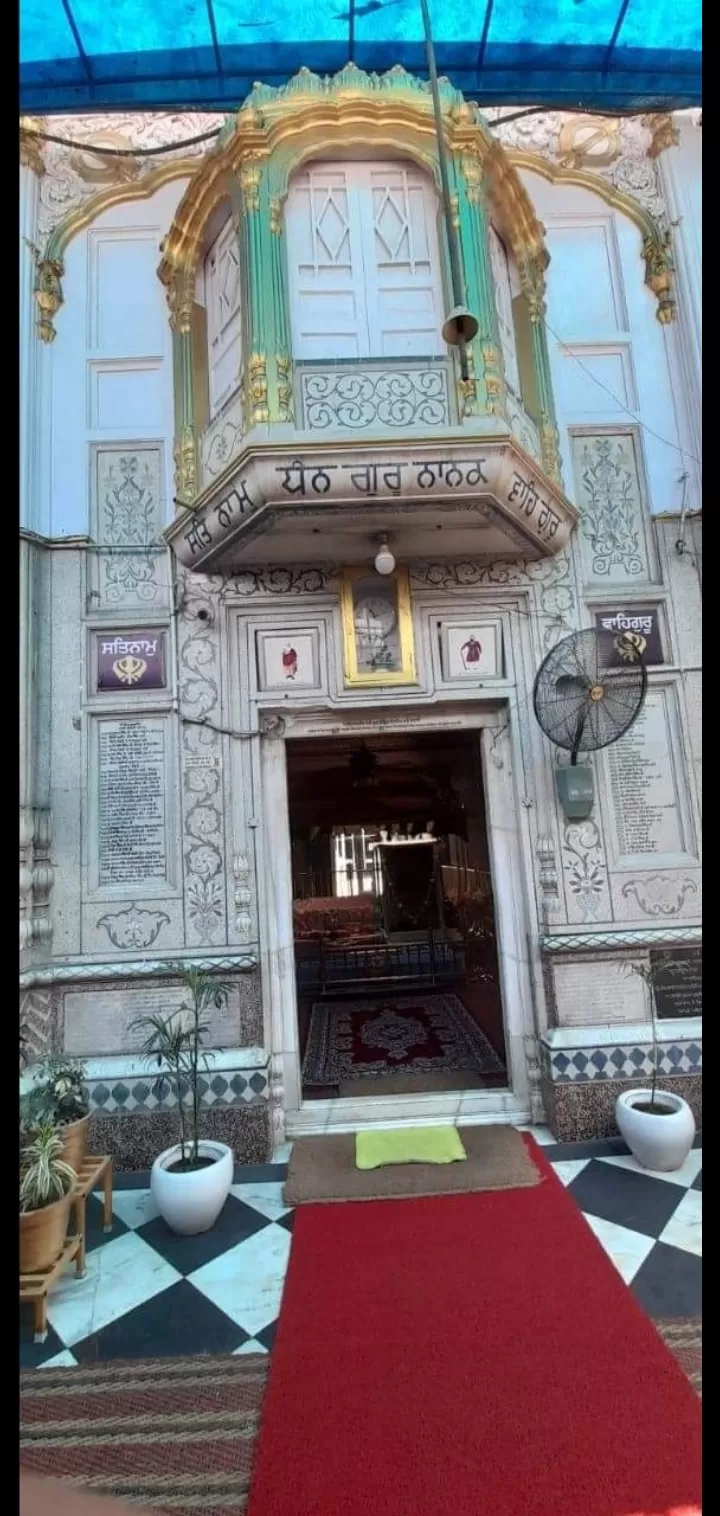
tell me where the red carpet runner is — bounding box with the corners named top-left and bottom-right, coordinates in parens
top-left (249, 1139), bottom-right (701, 1516)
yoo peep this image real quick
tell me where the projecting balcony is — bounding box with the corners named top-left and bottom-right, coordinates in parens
top-left (174, 355), bottom-right (576, 573)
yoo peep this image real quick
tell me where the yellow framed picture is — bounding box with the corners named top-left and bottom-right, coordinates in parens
top-left (340, 566), bottom-right (416, 687)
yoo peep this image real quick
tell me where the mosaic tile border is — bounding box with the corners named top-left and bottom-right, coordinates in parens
top-left (541, 927), bottom-right (702, 954)
top-left (540, 1039), bottom-right (702, 1084)
top-left (19, 952), bottom-right (258, 990)
top-left (86, 1067), bottom-right (269, 1114)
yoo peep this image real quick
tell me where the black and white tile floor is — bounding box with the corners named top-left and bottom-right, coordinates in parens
top-left (20, 1128), bottom-right (701, 1369)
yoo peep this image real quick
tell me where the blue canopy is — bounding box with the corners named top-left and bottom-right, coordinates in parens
top-left (20, 0), bottom-right (701, 116)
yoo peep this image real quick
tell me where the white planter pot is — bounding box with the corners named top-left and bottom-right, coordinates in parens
top-left (151, 1141), bottom-right (234, 1235)
top-left (615, 1089), bottom-right (696, 1173)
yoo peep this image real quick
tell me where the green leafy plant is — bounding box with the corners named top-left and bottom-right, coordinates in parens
top-left (131, 963), bottom-right (231, 1171)
top-left (622, 955), bottom-right (696, 1109)
top-left (20, 1123), bottom-right (77, 1213)
top-left (23, 1055), bottom-right (88, 1131)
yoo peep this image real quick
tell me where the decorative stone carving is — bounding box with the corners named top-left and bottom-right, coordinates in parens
top-left (562, 822), bottom-right (612, 924)
top-left (225, 567), bottom-right (333, 597)
top-left (490, 108), bottom-right (669, 229)
top-left (642, 114), bottom-right (680, 160)
top-left (535, 835), bottom-right (559, 897)
top-left (523, 1034), bottom-right (545, 1123)
top-left (410, 559), bottom-right (530, 591)
top-left (570, 432), bottom-right (649, 582)
top-left (200, 393), bottom-right (244, 487)
top-left (20, 987), bottom-right (55, 1061)
top-left (96, 903), bottom-right (171, 950)
top-left (620, 876), bottom-right (699, 918)
top-left (19, 807), bottom-right (54, 952)
top-left (35, 111), bottom-right (223, 242)
top-left (178, 574), bottom-right (227, 947)
top-left (93, 448), bottom-right (165, 607)
top-left (260, 715), bottom-right (286, 738)
top-left (527, 549), bottom-right (580, 653)
top-left (299, 364), bottom-right (452, 431)
top-left (269, 1052), bottom-right (286, 1146)
top-left (233, 854), bottom-right (254, 939)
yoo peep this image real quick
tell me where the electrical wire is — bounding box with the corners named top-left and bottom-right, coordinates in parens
top-left (542, 314), bottom-right (701, 471)
top-left (20, 124), bottom-right (223, 156)
top-left (19, 101), bottom-right (655, 159)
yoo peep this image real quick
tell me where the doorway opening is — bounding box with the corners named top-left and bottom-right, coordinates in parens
top-left (285, 729), bottom-right (509, 1102)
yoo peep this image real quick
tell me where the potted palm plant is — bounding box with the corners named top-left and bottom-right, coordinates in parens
top-left (132, 963), bottom-right (234, 1236)
top-left (20, 1123), bottom-right (77, 1273)
top-left (615, 957), bottom-right (697, 1171)
top-left (23, 1056), bottom-right (90, 1171)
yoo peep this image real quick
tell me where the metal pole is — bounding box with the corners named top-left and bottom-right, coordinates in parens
top-left (420, 0), bottom-right (469, 380)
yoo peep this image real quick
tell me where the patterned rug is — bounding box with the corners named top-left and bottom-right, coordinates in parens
top-left (20, 1355), bottom-right (269, 1516)
top-left (302, 993), bottom-right (505, 1087)
top-left (655, 1318), bottom-right (702, 1396)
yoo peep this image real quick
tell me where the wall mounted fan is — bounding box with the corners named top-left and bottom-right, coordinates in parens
top-left (532, 628), bottom-right (647, 820)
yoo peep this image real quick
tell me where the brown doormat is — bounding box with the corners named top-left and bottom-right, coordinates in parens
top-left (655, 1318), bottom-right (702, 1396)
top-left (284, 1124), bottom-right (541, 1205)
top-left (20, 1354), bottom-right (269, 1516)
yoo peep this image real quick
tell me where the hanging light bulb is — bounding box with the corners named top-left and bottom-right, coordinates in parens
top-left (374, 533), bottom-right (396, 576)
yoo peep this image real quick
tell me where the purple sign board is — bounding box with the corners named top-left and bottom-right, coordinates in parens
top-left (95, 630), bottom-right (167, 692)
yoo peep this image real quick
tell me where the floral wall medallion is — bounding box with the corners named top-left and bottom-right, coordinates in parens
top-left (93, 447), bottom-right (166, 608)
top-left (570, 431), bottom-right (649, 583)
top-left (96, 903), bottom-right (170, 950)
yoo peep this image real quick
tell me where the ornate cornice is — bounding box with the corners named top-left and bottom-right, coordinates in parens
top-left (20, 118), bottom-right (46, 177)
top-left (34, 162), bottom-right (196, 341)
top-left (642, 112), bottom-right (680, 159)
top-left (507, 149), bottom-right (675, 323)
top-left (158, 64), bottom-right (548, 316)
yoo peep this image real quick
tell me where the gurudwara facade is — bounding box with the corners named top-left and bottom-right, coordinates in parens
top-left (19, 79), bottom-right (701, 1162)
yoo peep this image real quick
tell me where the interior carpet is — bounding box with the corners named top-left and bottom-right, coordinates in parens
top-left (302, 992), bottom-right (505, 1086)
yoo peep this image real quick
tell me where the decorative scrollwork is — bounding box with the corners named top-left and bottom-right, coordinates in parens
top-left (301, 367), bottom-right (450, 431)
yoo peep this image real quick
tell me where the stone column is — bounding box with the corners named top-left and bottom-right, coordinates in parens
top-left (525, 280), bottom-right (563, 487)
top-left (20, 136), bottom-right (53, 961)
top-left (454, 154), bottom-right (504, 421)
top-left (169, 272), bottom-right (199, 504)
top-left (657, 113), bottom-right (702, 452)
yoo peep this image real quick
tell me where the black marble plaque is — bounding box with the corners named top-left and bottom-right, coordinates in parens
top-left (594, 606), bottom-right (664, 667)
top-left (650, 946), bottom-right (702, 1019)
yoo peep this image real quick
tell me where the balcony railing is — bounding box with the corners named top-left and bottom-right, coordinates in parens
top-left (504, 389), bottom-right (541, 464)
top-left (296, 357), bottom-right (455, 433)
top-left (199, 389), bottom-right (243, 489)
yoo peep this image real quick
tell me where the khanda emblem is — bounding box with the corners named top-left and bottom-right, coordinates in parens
top-left (112, 655), bottom-right (148, 685)
top-left (614, 632), bottom-right (646, 662)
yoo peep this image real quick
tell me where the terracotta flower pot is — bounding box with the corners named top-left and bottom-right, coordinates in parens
top-left (59, 1114), bottom-right (90, 1172)
top-left (20, 1190), bottom-right (74, 1273)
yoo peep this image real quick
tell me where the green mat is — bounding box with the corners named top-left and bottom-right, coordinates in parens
top-left (355, 1126), bottom-right (467, 1171)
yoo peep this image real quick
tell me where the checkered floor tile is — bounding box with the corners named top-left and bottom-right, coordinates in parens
top-left (20, 1132), bottom-right (701, 1369)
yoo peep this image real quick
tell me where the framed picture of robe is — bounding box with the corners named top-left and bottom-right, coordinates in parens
top-left (440, 621), bottom-right (502, 681)
top-left (256, 629), bottom-right (320, 691)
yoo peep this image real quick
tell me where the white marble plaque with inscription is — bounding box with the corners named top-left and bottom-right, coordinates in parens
top-left (64, 984), bottom-right (240, 1056)
top-left (94, 718), bottom-right (171, 891)
top-left (553, 959), bottom-right (647, 1028)
top-left (605, 691), bottom-right (692, 865)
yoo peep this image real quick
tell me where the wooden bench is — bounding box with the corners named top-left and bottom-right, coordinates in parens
top-left (20, 1236), bottom-right (84, 1343)
top-left (70, 1155), bottom-right (114, 1275)
top-left (20, 1155), bottom-right (113, 1344)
